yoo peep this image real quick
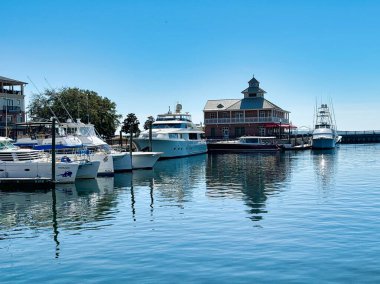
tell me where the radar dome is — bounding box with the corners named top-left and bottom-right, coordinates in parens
top-left (176, 103), bottom-right (182, 113)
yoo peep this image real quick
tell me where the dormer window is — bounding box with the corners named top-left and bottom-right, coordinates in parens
top-left (217, 104), bottom-right (224, 108)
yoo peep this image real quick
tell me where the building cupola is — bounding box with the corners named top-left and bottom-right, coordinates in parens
top-left (241, 75), bottom-right (266, 98)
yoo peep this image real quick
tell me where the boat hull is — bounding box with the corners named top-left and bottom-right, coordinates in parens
top-left (312, 138), bottom-right (336, 149)
top-left (207, 142), bottom-right (279, 152)
top-left (134, 139), bottom-right (207, 158)
top-left (0, 161), bottom-right (79, 183)
top-left (131, 152), bottom-right (162, 169)
top-left (91, 152), bottom-right (114, 176)
top-left (112, 152), bottom-right (132, 172)
top-left (76, 160), bottom-right (100, 179)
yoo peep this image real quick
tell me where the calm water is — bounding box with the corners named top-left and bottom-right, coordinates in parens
top-left (1, 144), bottom-right (380, 283)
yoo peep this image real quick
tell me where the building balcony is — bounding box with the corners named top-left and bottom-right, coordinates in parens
top-left (204, 117), bottom-right (289, 125)
top-left (0, 89), bottom-right (22, 95)
top-left (2, 106), bottom-right (22, 112)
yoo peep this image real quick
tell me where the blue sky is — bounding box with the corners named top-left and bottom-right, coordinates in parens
top-left (2, 0), bottom-right (379, 130)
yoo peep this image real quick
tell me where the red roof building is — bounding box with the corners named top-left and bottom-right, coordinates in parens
top-left (203, 75), bottom-right (294, 139)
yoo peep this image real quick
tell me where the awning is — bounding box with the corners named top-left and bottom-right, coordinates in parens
top-left (263, 123), bottom-right (297, 129)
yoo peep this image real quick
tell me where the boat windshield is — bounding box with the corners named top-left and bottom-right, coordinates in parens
top-left (244, 138), bottom-right (259, 143)
top-left (79, 126), bottom-right (97, 136)
top-left (316, 124), bottom-right (330, 129)
top-left (0, 140), bottom-right (17, 150)
top-left (156, 114), bottom-right (192, 122)
top-left (152, 123), bottom-right (188, 129)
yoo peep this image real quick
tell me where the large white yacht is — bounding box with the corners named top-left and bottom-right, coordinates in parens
top-left (0, 137), bottom-right (79, 183)
top-left (311, 103), bottom-right (342, 149)
top-left (134, 104), bottom-right (207, 158)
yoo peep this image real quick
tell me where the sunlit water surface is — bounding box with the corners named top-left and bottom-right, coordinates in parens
top-left (1, 144), bottom-right (380, 283)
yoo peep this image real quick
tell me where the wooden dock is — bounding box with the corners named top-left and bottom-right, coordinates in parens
top-left (0, 178), bottom-right (53, 190)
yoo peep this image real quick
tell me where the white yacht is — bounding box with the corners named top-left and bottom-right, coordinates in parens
top-left (61, 119), bottom-right (160, 171)
top-left (311, 103), bottom-right (342, 149)
top-left (14, 121), bottom-right (83, 150)
top-left (58, 155), bottom-right (100, 179)
top-left (0, 137), bottom-right (79, 183)
top-left (14, 122), bottom-right (101, 178)
top-left (134, 104), bottom-right (207, 158)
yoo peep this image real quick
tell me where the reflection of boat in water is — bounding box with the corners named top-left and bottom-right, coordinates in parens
top-left (207, 136), bottom-right (280, 152)
top-left (114, 172), bottom-right (132, 189)
top-left (312, 148), bottom-right (338, 191)
top-left (0, 176), bottom-right (118, 244)
top-left (311, 104), bottom-right (342, 149)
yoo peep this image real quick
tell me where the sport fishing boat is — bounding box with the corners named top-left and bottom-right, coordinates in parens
top-left (14, 121), bottom-right (83, 149)
top-left (134, 104), bottom-right (207, 158)
top-left (60, 119), bottom-right (160, 170)
top-left (207, 136), bottom-right (280, 152)
top-left (0, 137), bottom-right (79, 183)
top-left (311, 103), bottom-right (342, 149)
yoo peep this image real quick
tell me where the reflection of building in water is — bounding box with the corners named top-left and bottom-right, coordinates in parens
top-left (312, 149), bottom-right (338, 193)
top-left (206, 153), bottom-right (291, 221)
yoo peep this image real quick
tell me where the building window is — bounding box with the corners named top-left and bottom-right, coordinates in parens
top-left (7, 115), bottom-right (12, 122)
top-left (235, 127), bottom-right (245, 137)
top-left (222, 127), bottom-right (229, 138)
top-left (210, 113), bottom-right (216, 119)
top-left (17, 100), bottom-right (21, 105)
top-left (210, 127), bottom-right (216, 137)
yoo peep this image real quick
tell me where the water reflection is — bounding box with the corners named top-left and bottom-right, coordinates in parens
top-left (206, 153), bottom-right (292, 221)
top-left (0, 177), bottom-right (117, 257)
top-left (149, 155), bottom-right (207, 206)
top-left (311, 149), bottom-right (338, 192)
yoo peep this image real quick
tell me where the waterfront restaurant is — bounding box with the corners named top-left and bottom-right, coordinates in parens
top-left (203, 75), bottom-right (294, 139)
top-left (0, 76), bottom-right (27, 138)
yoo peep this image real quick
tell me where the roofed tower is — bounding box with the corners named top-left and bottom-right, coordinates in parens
top-left (241, 75), bottom-right (266, 98)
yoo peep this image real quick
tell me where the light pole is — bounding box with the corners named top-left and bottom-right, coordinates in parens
top-left (279, 119), bottom-right (282, 139)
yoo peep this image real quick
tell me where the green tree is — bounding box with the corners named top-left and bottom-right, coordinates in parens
top-left (28, 87), bottom-right (122, 138)
top-left (121, 113), bottom-right (140, 137)
top-left (143, 116), bottom-right (155, 130)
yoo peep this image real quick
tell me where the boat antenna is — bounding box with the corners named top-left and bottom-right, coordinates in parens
top-left (330, 98), bottom-right (338, 130)
top-left (44, 78), bottom-right (74, 122)
top-left (28, 76), bottom-right (61, 123)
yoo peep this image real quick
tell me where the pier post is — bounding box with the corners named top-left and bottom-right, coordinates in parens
top-left (119, 130), bottom-right (123, 149)
top-left (52, 118), bottom-right (56, 183)
top-left (148, 116), bottom-right (153, 152)
top-left (129, 128), bottom-right (133, 168)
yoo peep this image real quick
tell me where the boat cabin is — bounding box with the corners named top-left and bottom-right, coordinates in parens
top-left (239, 136), bottom-right (277, 145)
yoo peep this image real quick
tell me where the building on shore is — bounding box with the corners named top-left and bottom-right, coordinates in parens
top-left (203, 75), bottom-right (294, 139)
top-left (0, 76), bottom-right (27, 138)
